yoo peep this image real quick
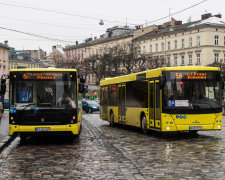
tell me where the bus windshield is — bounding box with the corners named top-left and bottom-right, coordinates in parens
top-left (162, 71), bottom-right (221, 114)
top-left (10, 71), bottom-right (77, 110)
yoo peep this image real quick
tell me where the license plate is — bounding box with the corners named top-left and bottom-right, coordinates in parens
top-left (35, 127), bottom-right (50, 132)
top-left (189, 126), bottom-right (202, 131)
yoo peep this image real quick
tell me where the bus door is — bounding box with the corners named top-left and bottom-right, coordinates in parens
top-left (118, 84), bottom-right (126, 123)
top-left (149, 80), bottom-right (161, 129)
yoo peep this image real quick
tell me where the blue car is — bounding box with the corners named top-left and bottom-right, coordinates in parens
top-left (82, 100), bottom-right (99, 113)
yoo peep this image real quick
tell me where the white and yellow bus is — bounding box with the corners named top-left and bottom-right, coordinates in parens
top-left (9, 68), bottom-right (83, 139)
top-left (100, 66), bottom-right (222, 134)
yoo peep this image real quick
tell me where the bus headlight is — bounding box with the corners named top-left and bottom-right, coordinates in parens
top-left (218, 125), bottom-right (221, 128)
top-left (166, 127), bottom-right (170, 130)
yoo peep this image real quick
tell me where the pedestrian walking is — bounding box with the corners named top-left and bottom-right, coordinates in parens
top-left (0, 97), bottom-right (3, 124)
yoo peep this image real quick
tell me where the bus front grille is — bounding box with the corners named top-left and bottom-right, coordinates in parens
top-left (17, 112), bottom-right (70, 125)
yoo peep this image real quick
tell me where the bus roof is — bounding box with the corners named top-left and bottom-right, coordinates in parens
top-left (100, 66), bottom-right (220, 86)
top-left (10, 67), bottom-right (77, 72)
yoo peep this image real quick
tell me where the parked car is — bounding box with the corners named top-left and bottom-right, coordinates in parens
top-left (82, 100), bottom-right (99, 113)
top-left (3, 99), bottom-right (9, 109)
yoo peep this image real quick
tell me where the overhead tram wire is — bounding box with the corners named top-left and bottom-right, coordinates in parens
top-left (0, 0), bottom-right (208, 28)
top-left (0, 16), bottom-right (104, 32)
top-left (0, 2), bottom-right (137, 26)
top-left (0, 26), bottom-right (75, 43)
top-left (146, 0), bottom-right (207, 26)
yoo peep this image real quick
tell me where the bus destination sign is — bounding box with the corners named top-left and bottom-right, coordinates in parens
top-left (22, 72), bottom-right (63, 80)
top-left (175, 72), bottom-right (207, 80)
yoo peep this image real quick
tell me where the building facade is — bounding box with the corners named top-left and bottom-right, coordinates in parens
top-left (0, 41), bottom-right (10, 100)
top-left (9, 48), bottom-right (42, 69)
top-left (133, 14), bottom-right (225, 67)
top-left (23, 49), bottom-right (46, 60)
top-left (64, 26), bottom-right (135, 96)
top-left (46, 45), bottom-right (64, 65)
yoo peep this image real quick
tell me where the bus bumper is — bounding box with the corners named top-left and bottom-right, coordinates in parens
top-left (162, 123), bottom-right (222, 132)
top-left (9, 124), bottom-right (80, 136)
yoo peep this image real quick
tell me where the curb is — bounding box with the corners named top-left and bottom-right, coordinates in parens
top-left (0, 135), bottom-right (17, 153)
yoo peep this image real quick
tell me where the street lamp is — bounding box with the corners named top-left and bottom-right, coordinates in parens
top-left (99, 19), bottom-right (104, 25)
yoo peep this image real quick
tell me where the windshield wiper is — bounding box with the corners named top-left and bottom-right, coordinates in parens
top-left (20, 103), bottom-right (35, 110)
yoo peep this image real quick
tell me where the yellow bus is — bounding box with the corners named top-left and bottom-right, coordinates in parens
top-left (9, 68), bottom-right (83, 140)
top-left (100, 66), bottom-right (222, 134)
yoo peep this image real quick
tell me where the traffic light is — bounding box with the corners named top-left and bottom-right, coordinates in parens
top-left (1, 78), bottom-right (6, 95)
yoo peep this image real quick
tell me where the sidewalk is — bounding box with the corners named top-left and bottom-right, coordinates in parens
top-left (0, 109), bottom-right (12, 151)
top-left (0, 109), bottom-right (9, 141)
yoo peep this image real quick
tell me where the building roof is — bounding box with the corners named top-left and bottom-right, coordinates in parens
top-left (190, 16), bottom-right (225, 27)
top-left (134, 16), bottom-right (225, 41)
top-left (64, 31), bottom-right (133, 51)
top-left (56, 47), bottom-right (64, 54)
top-left (0, 42), bottom-right (10, 50)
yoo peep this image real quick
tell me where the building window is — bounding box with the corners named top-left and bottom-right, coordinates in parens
top-left (215, 35), bottom-right (219, 46)
top-left (161, 43), bottom-right (164, 52)
top-left (197, 54), bottom-right (200, 64)
top-left (3, 66), bottom-right (5, 73)
top-left (189, 55), bottom-right (192, 64)
top-left (215, 53), bottom-right (219, 62)
top-left (150, 45), bottom-right (152, 53)
top-left (167, 57), bottom-right (170, 66)
top-left (174, 40), bottom-right (177, 49)
top-left (189, 37), bottom-right (192, 48)
top-left (197, 36), bottom-right (200, 46)
top-left (181, 39), bottom-right (184, 49)
top-left (181, 55), bottom-right (185, 65)
top-left (155, 43), bottom-right (158, 52)
top-left (167, 41), bottom-right (170, 51)
top-left (174, 56), bottom-right (177, 66)
top-left (224, 54), bottom-right (225, 63)
top-left (143, 46), bottom-right (146, 54)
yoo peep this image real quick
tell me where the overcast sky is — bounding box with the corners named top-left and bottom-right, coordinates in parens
top-left (0, 0), bottom-right (224, 54)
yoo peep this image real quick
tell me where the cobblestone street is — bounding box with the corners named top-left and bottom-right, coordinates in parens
top-left (0, 113), bottom-right (225, 179)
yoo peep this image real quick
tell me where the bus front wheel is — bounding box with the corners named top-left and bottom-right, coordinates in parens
top-left (141, 115), bottom-right (148, 134)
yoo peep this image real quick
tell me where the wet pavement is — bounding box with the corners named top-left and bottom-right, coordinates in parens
top-left (0, 113), bottom-right (225, 179)
top-left (0, 109), bottom-right (9, 141)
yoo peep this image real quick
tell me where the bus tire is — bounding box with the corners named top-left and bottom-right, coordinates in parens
top-left (110, 112), bottom-right (114, 127)
top-left (141, 114), bottom-right (148, 134)
top-left (20, 134), bottom-right (27, 142)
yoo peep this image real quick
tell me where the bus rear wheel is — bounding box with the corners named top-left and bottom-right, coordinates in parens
top-left (110, 112), bottom-right (114, 126)
top-left (141, 115), bottom-right (148, 134)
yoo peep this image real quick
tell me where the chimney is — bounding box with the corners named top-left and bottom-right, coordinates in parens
top-left (94, 36), bottom-right (97, 40)
top-left (100, 35), bottom-right (104, 38)
top-left (76, 41), bottom-right (78, 45)
top-left (4, 40), bottom-right (8, 45)
top-left (214, 14), bottom-right (222, 18)
top-left (201, 13), bottom-right (212, 20)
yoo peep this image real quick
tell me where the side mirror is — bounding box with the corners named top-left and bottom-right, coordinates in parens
top-left (160, 76), bottom-right (166, 89)
top-left (79, 84), bottom-right (84, 93)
